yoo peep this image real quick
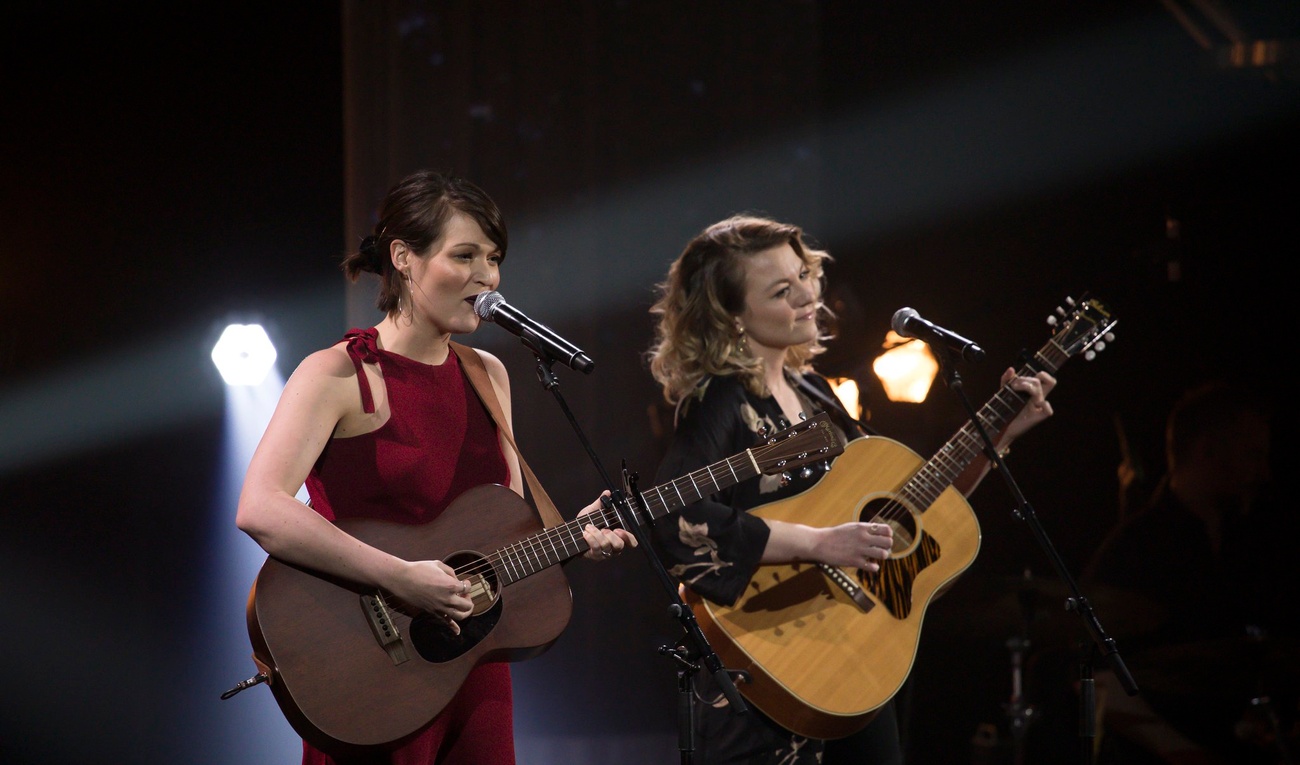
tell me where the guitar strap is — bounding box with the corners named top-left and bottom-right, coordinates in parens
top-left (450, 341), bottom-right (564, 528)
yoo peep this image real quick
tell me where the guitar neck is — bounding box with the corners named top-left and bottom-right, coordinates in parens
top-left (485, 414), bottom-right (839, 586)
top-left (902, 337), bottom-right (1073, 511)
top-left (638, 452), bottom-right (763, 523)
top-left (486, 449), bottom-right (762, 586)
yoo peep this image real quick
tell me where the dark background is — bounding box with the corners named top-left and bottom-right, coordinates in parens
top-left (3, 2), bottom-right (1297, 764)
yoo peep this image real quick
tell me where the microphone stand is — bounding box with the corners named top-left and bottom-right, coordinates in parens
top-left (625, 468), bottom-right (751, 765)
top-left (930, 345), bottom-right (1139, 765)
top-left (518, 333), bottom-right (746, 765)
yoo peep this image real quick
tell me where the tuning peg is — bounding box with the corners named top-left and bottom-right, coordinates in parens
top-left (779, 472), bottom-right (792, 487)
top-left (819, 460), bottom-right (832, 473)
top-left (1085, 349), bottom-right (1097, 361)
top-left (799, 466), bottom-right (814, 480)
top-left (756, 422), bottom-right (770, 439)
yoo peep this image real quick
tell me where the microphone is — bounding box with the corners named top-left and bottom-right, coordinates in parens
top-left (891, 307), bottom-right (985, 363)
top-left (473, 291), bottom-right (595, 374)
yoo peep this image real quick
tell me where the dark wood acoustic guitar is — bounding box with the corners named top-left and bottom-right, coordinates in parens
top-left (245, 412), bottom-right (844, 757)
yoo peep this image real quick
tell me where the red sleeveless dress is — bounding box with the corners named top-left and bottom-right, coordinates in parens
top-left (302, 327), bottom-right (516, 765)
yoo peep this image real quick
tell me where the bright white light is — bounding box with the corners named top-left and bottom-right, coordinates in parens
top-left (826, 377), bottom-right (862, 419)
top-left (872, 332), bottom-right (939, 403)
top-left (211, 324), bottom-right (278, 387)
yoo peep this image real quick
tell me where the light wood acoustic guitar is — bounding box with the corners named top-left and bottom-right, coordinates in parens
top-left (244, 413), bottom-right (844, 757)
top-left (681, 296), bottom-right (1118, 739)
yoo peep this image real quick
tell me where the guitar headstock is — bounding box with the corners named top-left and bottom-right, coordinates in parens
top-left (1046, 294), bottom-right (1117, 362)
top-left (751, 412), bottom-right (846, 475)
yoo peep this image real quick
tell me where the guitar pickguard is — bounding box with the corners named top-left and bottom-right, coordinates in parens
top-left (855, 494), bottom-right (941, 620)
top-left (859, 533), bottom-right (941, 620)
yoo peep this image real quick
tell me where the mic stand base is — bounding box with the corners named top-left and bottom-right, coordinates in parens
top-left (662, 643), bottom-right (702, 764)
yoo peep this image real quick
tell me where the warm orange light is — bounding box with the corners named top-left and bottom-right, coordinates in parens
top-left (825, 377), bottom-right (862, 419)
top-left (872, 331), bottom-right (939, 403)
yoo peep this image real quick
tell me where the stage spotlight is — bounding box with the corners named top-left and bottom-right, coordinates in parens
top-left (211, 324), bottom-right (278, 387)
top-left (826, 377), bottom-right (863, 420)
top-left (872, 331), bottom-right (939, 403)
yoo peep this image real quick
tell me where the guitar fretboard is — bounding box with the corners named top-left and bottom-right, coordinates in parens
top-left (901, 336), bottom-right (1072, 512)
top-left (639, 453), bottom-right (761, 521)
top-left (480, 414), bottom-right (838, 586)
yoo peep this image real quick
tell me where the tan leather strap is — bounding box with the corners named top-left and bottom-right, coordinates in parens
top-left (450, 342), bottom-right (564, 528)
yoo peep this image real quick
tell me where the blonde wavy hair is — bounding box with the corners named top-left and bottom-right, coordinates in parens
top-left (646, 214), bottom-right (833, 405)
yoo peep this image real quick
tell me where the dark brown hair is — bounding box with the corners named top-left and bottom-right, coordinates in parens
top-left (341, 170), bottom-right (508, 315)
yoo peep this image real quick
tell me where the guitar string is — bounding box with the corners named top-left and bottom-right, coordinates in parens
top-left (446, 425), bottom-right (820, 584)
top-left (446, 331), bottom-right (1072, 589)
top-left (444, 374), bottom-right (1036, 584)
top-left (449, 477), bottom-right (692, 584)
top-left (862, 339), bottom-right (1068, 529)
top-left (446, 451), bottom-right (754, 582)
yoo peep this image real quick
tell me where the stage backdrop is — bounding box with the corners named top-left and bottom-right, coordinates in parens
top-left (336, 3), bottom-right (1300, 764)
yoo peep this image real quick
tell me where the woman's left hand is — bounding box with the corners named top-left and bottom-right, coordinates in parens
top-left (1000, 367), bottom-right (1057, 444)
top-left (578, 490), bottom-right (639, 562)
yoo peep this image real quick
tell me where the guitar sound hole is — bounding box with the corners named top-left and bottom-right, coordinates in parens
top-left (860, 496), bottom-right (919, 557)
top-left (857, 495), bottom-right (939, 619)
top-left (409, 551), bottom-right (502, 663)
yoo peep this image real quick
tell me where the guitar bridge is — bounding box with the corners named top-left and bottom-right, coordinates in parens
top-left (817, 563), bottom-right (875, 612)
top-left (362, 592), bottom-right (410, 665)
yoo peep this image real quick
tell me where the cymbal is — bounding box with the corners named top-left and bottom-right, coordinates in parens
top-left (933, 573), bottom-right (1167, 642)
top-left (1127, 635), bottom-right (1300, 698)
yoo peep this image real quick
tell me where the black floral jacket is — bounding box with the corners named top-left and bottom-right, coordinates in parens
top-left (650, 371), bottom-right (861, 606)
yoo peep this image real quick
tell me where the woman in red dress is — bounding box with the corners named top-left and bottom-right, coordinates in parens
top-left (236, 170), bottom-right (636, 764)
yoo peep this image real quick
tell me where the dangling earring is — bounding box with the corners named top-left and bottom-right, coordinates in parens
top-left (399, 271), bottom-right (412, 321)
top-left (735, 324), bottom-right (749, 355)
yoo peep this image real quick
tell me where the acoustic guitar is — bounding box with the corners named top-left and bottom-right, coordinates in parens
top-left (681, 296), bottom-right (1117, 739)
top-left (244, 412), bottom-right (844, 757)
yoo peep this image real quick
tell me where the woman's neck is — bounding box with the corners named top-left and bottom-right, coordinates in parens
top-left (376, 315), bottom-right (451, 365)
top-left (765, 366), bottom-right (792, 398)
top-left (748, 343), bottom-right (786, 388)
top-left (753, 348), bottom-right (804, 424)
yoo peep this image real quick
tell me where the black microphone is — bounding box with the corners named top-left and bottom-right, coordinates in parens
top-left (891, 307), bottom-right (985, 363)
top-left (473, 291), bottom-right (595, 374)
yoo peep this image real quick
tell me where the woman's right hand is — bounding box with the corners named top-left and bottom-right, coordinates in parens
top-left (389, 559), bottom-right (475, 636)
top-left (811, 521), bottom-right (894, 572)
top-left (763, 518), bottom-right (894, 569)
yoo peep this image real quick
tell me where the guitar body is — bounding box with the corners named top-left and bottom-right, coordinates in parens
top-left (240, 414), bottom-right (847, 758)
top-left (679, 295), bottom-right (1120, 739)
top-left (684, 435), bottom-right (981, 740)
top-left (246, 483), bottom-right (572, 757)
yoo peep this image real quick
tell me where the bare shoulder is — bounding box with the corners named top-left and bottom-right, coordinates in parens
top-left (293, 343), bottom-right (357, 382)
top-left (279, 344), bottom-right (362, 416)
